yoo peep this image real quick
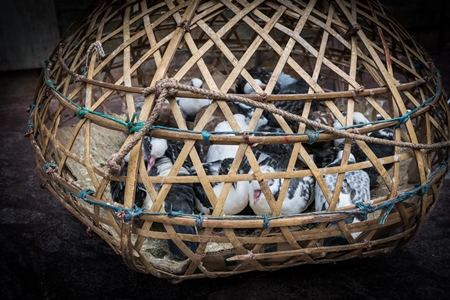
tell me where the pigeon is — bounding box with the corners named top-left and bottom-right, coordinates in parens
top-left (315, 151), bottom-right (370, 241)
top-left (249, 165), bottom-right (315, 216)
top-left (312, 146), bottom-right (342, 168)
top-left (235, 79), bottom-right (267, 117)
top-left (333, 111), bottom-right (370, 147)
top-left (358, 128), bottom-right (395, 187)
top-left (192, 158), bottom-right (251, 215)
top-left (251, 142), bottom-right (294, 171)
top-left (217, 158), bottom-right (252, 215)
top-left (163, 183), bottom-right (198, 260)
top-left (191, 160), bottom-right (222, 214)
top-left (235, 67), bottom-right (281, 94)
top-left (143, 136), bottom-right (169, 174)
top-left (146, 137), bottom-right (199, 260)
top-left (204, 113), bottom-right (249, 163)
top-left (263, 77), bottom-right (320, 131)
top-left (316, 128), bottom-right (395, 187)
top-left (109, 151), bottom-right (152, 209)
top-left (304, 110), bottom-right (337, 151)
top-left (177, 78), bottom-right (211, 121)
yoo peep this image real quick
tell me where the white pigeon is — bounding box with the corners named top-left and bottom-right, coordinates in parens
top-left (249, 165), bottom-right (315, 216)
top-left (235, 79), bottom-right (267, 115)
top-left (314, 150), bottom-right (370, 239)
top-left (204, 113), bottom-right (249, 163)
top-left (177, 78), bottom-right (211, 120)
top-left (193, 158), bottom-right (251, 215)
top-left (243, 79), bottom-right (266, 94)
top-left (276, 72), bottom-right (298, 89)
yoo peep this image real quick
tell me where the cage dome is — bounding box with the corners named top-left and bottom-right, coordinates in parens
top-left (29, 0), bottom-right (449, 282)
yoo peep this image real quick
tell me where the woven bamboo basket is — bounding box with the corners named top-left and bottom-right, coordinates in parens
top-left (29, 0), bottom-right (449, 282)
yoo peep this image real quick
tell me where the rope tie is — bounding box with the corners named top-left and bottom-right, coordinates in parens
top-left (243, 132), bottom-right (258, 147)
top-left (79, 189), bottom-right (95, 199)
top-left (105, 80), bottom-right (170, 175)
top-left (77, 107), bottom-right (89, 119)
top-left (343, 23), bottom-right (361, 40)
top-left (242, 250), bottom-right (257, 261)
top-left (195, 213), bottom-right (204, 229)
top-left (177, 20), bottom-right (191, 32)
top-left (167, 208), bottom-right (184, 218)
top-left (393, 112), bottom-right (412, 129)
top-left (418, 183), bottom-right (429, 197)
top-left (262, 214), bottom-right (270, 229)
top-left (351, 86), bottom-right (364, 100)
top-left (379, 203), bottom-right (395, 224)
top-left (306, 131), bottom-right (320, 145)
top-left (25, 104), bottom-right (43, 136)
top-left (43, 162), bottom-right (58, 174)
top-left (126, 112), bottom-right (138, 134)
top-left (201, 130), bottom-right (212, 145)
top-left (118, 206), bottom-right (144, 222)
top-left (355, 201), bottom-right (375, 213)
top-left (142, 86), bottom-right (156, 97)
top-left (85, 41), bottom-right (105, 72)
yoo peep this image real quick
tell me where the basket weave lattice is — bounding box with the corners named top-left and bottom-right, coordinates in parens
top-left (29, 0), bottom-right (449, 282)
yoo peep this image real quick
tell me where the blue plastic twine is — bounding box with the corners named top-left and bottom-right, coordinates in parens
top-left (202, 130), bottom-right (212, 145)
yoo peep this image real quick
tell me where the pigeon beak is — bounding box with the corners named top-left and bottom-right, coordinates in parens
top-left (232, 181), bottom-right (237, 190)
top-left (253, 189), bottom-right (261, 205)
top-left (147, 155), bottom-right (156, 173)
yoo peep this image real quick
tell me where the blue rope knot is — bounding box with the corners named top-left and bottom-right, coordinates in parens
top-left (126, 112), bottom-right (138, 134)
top-left (413, 61), bottom-right (423, 72)
top-left (262, 214), bottom-right (270, 229)
top-left (202, 130), bottom-right (212, 145)
top-left (77, 107), bottom-right (89, 119)
top-left (26, 104), bottom-right (44, 131)
top-left (29, 104), bottom-right (37, 111)
top-left (379, 203), bottom-right (395, 224)
top-left (306, 131), bottom-right (319, 145)
top-left (122, 205), bottom-right (144, 222)
top-left (167, 208), bottom-right (183, 218)
top-left (43, 162), bottom-right (58, 171)
top-left (393, 113), bottom-right (411, 129)
top-left (418, 184), bottom-right (429, 197)
top-left (355, 201), bottom-right (375, 213)
top-left (79, 189), bottom-right (95, 199)
top-left (195, 213), bottom-right (204, 229)
top-left (45, 80), bottom-right (58, 89)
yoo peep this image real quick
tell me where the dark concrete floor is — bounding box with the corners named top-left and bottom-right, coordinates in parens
top-left (1, 52), bottom-right (449, 299)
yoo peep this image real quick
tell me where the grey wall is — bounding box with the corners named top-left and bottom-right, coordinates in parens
top-left (0, 0), bottom-right (93, 71)
top-left (0, 0), bottom-right (448, 71)
top-left (0, 0), bottom-right (60, 71)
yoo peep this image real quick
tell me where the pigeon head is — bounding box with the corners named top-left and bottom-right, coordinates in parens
top-left (243, 79), bottom-right (266, 94)
top-left (250, 165), bottom-right (281, 205)
top-left (352, 112), bottom-right (370, 125)
top-left (143, 137), bottom-right (168, 173)
top-left (336, 150), bottom-right (356, 164)
top-left (189, 78), bottom-right (203, 88)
